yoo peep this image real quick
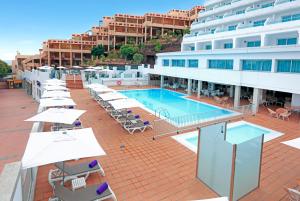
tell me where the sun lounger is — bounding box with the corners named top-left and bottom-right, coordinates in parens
top-left (123, 120), bottom-right (153, 134)
top-left (116, 114), bottom-right (140, 125)
top-left (51, 182), bottom-right (117, 201)
top-left (48, 161), bottom-right (105, 186)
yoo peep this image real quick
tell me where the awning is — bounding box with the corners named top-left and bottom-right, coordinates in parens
top-left (22, 128), bottom-right (106, 169)
top-left (39, 98), bottom-right (76, 108)
top-left (42, 91), bottom-right (71, 98)
top-left (108, 98), bottom-right (142, 110)
top-left (25, 108), bottom-right (85, 124)
top-left (98, 92), bottom-right (127, 101)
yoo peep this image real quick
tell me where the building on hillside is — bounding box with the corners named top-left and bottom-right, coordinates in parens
top-left (14, 6), bottom-right (204, 70)
top-left (151, 0), bottom-right (300, 113)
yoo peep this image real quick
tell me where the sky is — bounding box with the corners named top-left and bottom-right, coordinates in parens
top-left (0, 0), bottom-right (203, 62)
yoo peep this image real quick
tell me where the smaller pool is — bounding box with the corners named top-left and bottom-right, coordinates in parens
top-left (172, 121), bottom-right (284, 153)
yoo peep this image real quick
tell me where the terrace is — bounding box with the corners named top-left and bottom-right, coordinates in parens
top-left (1, 86), bottom-right (300, 201)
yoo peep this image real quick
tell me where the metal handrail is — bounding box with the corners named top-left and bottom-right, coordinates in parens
top-left (153, 104), bottom-right (255, 140)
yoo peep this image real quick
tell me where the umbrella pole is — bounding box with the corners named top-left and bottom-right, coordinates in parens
top-left (62, 161), bottom-right (65, 186)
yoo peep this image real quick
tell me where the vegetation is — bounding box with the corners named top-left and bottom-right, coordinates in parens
top-left (0, 60), bottom-right (11, 78)
top-left (120, 44), bottom-right (139, 60)
top-left (133, 53), bottom-right (144, 64)
top-left (91, 44), bottom-right (105, 59)
top-left (154, 41), bottom-right (163, 52)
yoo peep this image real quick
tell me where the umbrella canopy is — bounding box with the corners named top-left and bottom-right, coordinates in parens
top-left (25, 108), bottom-right (85, 124)
top-left (72, 66), bottom-right (83, 69)
top-left (98, 92), bottom-right (127, 101)
top-left (39, 98), bottom-right (76, 108)
top-left (94, 66), bottom-right (103, 70)
top-left (38, 66), bottom-right (53, 70)
top-left (282, 137), bottom-right (300, 149)
top-left (84, 69), bottom-right (96, 72)
top-left (109, 98), bottom-right (142, 110)
top-left (22, 128), bottom-right (106, 169)
top-left (93, 88), bottom-right (116, 93)
top-left (57, 66), bottom-right (66, 69)
top-left (44, 85), bottom-right (69, 91)
top-left (42, 91), bottom-right (71, 98)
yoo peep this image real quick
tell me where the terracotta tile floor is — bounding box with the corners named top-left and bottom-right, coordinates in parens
top-left (34, 88), bottom-right (300, 201)
top-left (0, 89), bottom-right (38, 172)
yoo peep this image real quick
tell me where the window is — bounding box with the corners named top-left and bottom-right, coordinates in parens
top-left (210, 28), bottom-right (216, 34)
top-left (224, 43), bottom-right (233, 49)
top-left (228, 25), bottom-right (237, 31)
top-left (191, 47), bottom-right (195, 51)
top-left (282, 13), bottom-right (300, 22)
top-left (277, 60), bottom-right (300, 73)
top-left (247, 41), bottom-right (261, 47)
top-left (277, 38), bottom-right (297, 46)
top-left (261, 2), bottom-right (274, 8)
top-left (205, 45), bottom-right (212, 50)
top-left (188, 60), bottom-right (198, 68)
top-left (242, 60), bottom-right (272, 72)
top-left (236, 10), bottom-right (245, 15)
top-left (208, 60), bottom-right (233, 69)
top-left (253, 19), bottom-right (266, 27)
top-left (163, 59), bottom-right (169, 67)
top-left (171, 59), bottom-right (185, 67)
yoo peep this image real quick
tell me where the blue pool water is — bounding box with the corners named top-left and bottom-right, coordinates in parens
top-left (186, 124), bottom-right (270, 145)
top-left (119, 89), bottom-right (234, 125)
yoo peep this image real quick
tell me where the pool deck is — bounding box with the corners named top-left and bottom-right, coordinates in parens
top-left (2, 87), bottom-right (300, 201)
top-left (0, 89), bottom-right (38, 172)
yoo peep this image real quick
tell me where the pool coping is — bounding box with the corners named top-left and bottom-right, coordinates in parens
top-left (172, 120), bottom-right (285, 153)
top-left (118, 88), bottom-right (241, 127)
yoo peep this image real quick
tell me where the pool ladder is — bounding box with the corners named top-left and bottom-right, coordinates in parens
top-left (155, 107), bottom-right (170, 119)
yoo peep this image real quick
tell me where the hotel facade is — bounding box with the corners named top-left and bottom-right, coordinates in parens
top-left (13, 6), bottom-right (203, 71)
top-left (151, 0), bottom-right (300, 112)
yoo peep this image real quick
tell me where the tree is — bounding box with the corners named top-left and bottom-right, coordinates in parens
top-left (133, 53), bottom-right (144, 64)
top-left (183, 28), bottom-right (191, 35)
top-left (120, 44), bottom-right (138, 60)
top-left (91, 45), bottom-right (105, 59)
top-left (0, 60), bottom-right (11, 78)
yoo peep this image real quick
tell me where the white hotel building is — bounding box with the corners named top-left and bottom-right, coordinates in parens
top-left (150, 0), bottom-right (300, 112)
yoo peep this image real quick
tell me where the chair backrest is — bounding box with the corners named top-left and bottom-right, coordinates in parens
top-left (287, 188), bottom-right (300, 201)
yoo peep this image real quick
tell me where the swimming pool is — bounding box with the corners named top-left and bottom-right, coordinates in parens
top-left (119, 88), bottom-right (238, 126)
top-left (172, 121), bottom-right (284, 152)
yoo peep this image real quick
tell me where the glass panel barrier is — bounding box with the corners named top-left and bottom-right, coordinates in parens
top-left (233, 135), bottom-right (263, 201)
top-left (198, 123), bottom-right (233, 197)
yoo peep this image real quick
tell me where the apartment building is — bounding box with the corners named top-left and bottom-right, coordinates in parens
top-left (14, 6), bottom-right (203, 70)
top-left (151, 0), bottom-right (300, 112)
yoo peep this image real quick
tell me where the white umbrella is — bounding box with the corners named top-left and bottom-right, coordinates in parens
top-left (21, 128), bottom-right (106, 169)
top-left (94, 66), bottom-right (103, 70)
top-left (38, 66), bottom-right (53, 70)
top-left (57, 66), bottom-right (66, 69)
top-left (42, 91), bottom-right (71, 98)
top-left (93, 88), bottom-right (116, 93)
top-left (44, 85), bottom-right (68, 91)
top-left (109, 98), bottom-right (143, 110)
top-left (72, 66), bottom-right (82, 69)
top-left (25, 108), bottom-right (85, 124)
top-left (98, 92), bottom-right (127, 101)
top-left (84, 69), bottom-right (96, 72)
top-left (45, 79), bottom-right (66, 83)
top-left (87, 66), bottom-right (95, 69)
top-left (39, 98), bottom-right (76, 108)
